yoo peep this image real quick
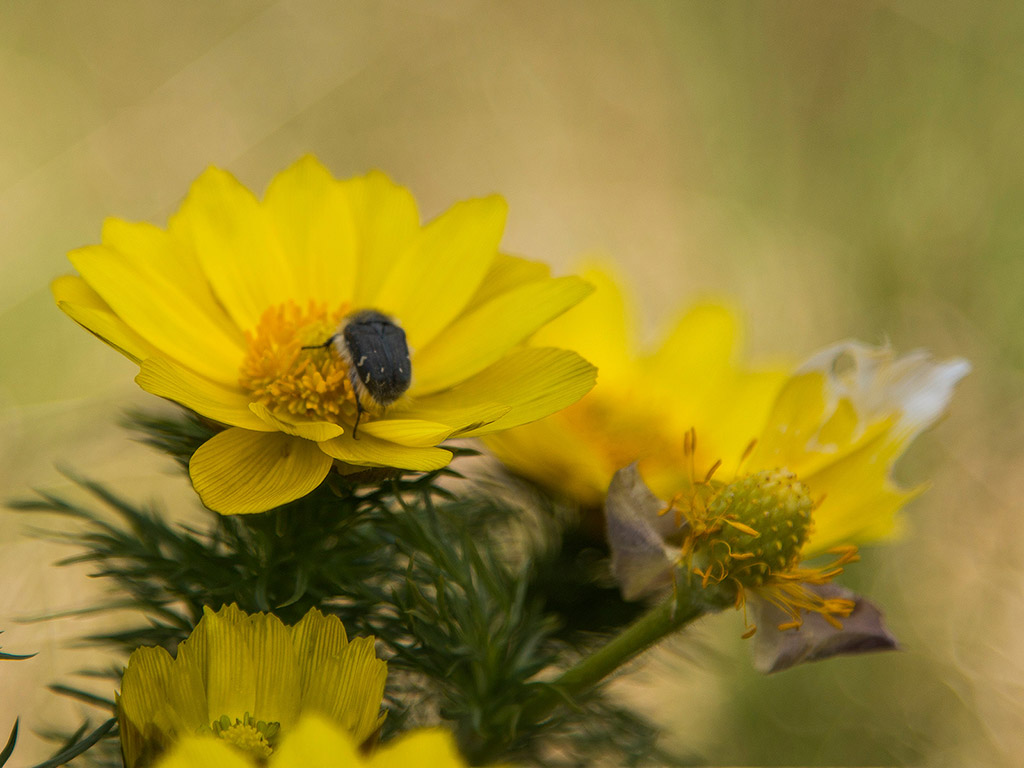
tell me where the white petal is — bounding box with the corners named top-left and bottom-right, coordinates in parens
top-left (796, 342), bottom-right (970, 442)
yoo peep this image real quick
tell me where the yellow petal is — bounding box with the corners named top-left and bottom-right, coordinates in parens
top-left (52, 273), bottom-right (111, 309)
top-left (53, 275), bottom-right (161, 364)
top-left (758, 343), bottom-right (970, 480)
top-left (90, 218), bottom-right (247, 383)
top-left (117, 693), bottom-right (147, 768)
top-left (169, 167), bottom-right (292, 332)
top-left (262, 156), bottom-right (358, 307)
top-left (373, 196), bottom-right (507, 349)
top-left (343, 171), bottom-right (420, 308)
top-left (686, 368), bottom-right (790, 473)
top-left (747, 372), bottom-right (830, 475)
top-left (641, 303), bottom-right (785, 459)
top-left (184, 606), bottom-right (248, 691)
top-left (461, 252), bottom-right (551, 314)
top-left (167, 633), bottom-right (213, 728)
top-left (288, 609), bottom-right (350, 698)
top-left (411, 347), bottom-right (597, 436)
top-left (202, 607), bottom-right (258, 722)
top-left (153, 734), bottom-right (253, 768)
top-left (66, 241), bottom-right (242, 385)
top-left (413, 275), bottom-right (593, 394)
top-left (319, 430), bottom-right (452, 471)
top-left (389, 401), bottom-right (511, 437)
top-left (247, 613), bottom-right (302, 730)
top-left (250, 403), bottom-right (345, 441)
top-left (119, 644), bottom-right (209, 767)
top-left (802, 430), bottom-right (919, 553)
top-left (119, 646), bottom-right (173, 754)
top-left (371, 729), bottom-right (467, 768)
top-left (136, 358), bottom-right (273, 433)
top-left (269, 714), bottom-right (363, 768)
top-left (189, 429), bottom-right (334, 514)
top-left (302, 636), bottom-right (387, 744)
top-left (530, 265), bottom-right (632, 382)
top-left (158, 654), bottom-right (209, 736)
top-left (749, 342), bottom-right (969, 553)
top-left (484, 415), bottom-right (611, 508)
top-left (357, 419), bottom-right (454, 447)
top-left (644, 302), bottom-right (741, 387)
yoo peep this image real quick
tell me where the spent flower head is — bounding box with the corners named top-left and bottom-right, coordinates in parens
top-left (54, 157), bottom-right (596, 514)
top-left (605, 460), bottom-right (898, 671)
top-left (117, 605), bottom-right (386, 767)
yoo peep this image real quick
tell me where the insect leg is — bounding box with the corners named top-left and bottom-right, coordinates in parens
top-left (352, 395), bottom-right (365, 440)
top-left (301, 337), bottom-right (336, 351)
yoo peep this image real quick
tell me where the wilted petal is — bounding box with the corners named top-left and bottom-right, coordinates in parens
top-left (795, 342), bottom-right (970, 442)
top-left (750, 583), bottom-right (899, 674)
top-left (605, 464), bottom-right (680, 601)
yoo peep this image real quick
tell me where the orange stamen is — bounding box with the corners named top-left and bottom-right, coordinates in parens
top-left (239, 300), bottom-right (355, 425)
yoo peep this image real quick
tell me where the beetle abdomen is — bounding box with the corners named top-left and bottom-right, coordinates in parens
top-left (333, 310), bottom-right (412, 410)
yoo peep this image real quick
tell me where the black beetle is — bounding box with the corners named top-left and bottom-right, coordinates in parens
top-left (304, 309), bottom-right (411, 438)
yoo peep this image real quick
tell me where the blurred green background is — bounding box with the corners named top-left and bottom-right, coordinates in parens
top-left (1, 1), bottom-right (1020, 765)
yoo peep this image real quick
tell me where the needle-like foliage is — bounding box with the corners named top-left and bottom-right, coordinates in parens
top-left (12, 410), bottom-right (672, 767)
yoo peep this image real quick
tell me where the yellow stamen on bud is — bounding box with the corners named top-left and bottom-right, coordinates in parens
top-left (209, 713), bottom-right (280, 759)
top-left (239, 300), bottom-right (356, 424)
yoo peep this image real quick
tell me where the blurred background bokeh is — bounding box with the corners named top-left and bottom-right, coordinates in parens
top-left (1, 1), bottom-right (1020, 765)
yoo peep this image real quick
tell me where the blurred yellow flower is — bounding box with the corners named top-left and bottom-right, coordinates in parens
top-left (153, 714), bottom-right (469, 768)
top-left (117, 605), bottom-right (386, 768)
top-left (54, 157), bottom-right (595, 514)
top-left (486, 266), bottom-right (969, 555)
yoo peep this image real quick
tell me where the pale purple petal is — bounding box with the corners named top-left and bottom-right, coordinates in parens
top-left (605, 463), bottom-right (680, 600)
top-left (751, 583), bottom-right (899, 674)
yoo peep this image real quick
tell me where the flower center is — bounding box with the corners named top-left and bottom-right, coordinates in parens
top-left (210, 713), bottom-right (280, 759)
top-left (239, 301), bottom-right (357, 424)
top-left (701, 469), bottom-right (814, 589)
top-left (664, 432), bottom-right (858, 635)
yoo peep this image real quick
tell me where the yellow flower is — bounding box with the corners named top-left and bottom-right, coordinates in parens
top-left (54, 157), bottom-right (596, 514)
top-left (117, 605), bottom-right (386, 767)
top-left (152, 715), bottom-right (470, 768)
top-left (486, 265), bottom-right (968, 555)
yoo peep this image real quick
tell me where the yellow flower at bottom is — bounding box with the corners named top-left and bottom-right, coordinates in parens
top-left (54, 157), bottom-right (596, 514)
top-left (486, 266), bottom-right (969, 555)
top-left (117, 605), bottom-right (386, 768)
top-left (153, 715), bottom-right (469, 768)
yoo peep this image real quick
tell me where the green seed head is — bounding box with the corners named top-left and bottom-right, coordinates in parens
top-left (700, 469), bottom-right (814, 588)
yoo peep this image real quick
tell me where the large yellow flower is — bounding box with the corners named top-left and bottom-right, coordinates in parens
top-left (53, 157), bottom-right (596, 514)
top-left (485, 266), bottom-right (968, 554)
top-left (153, 715), bottom-right (470, 768)
top-left (117, 605), bottom-right (386, 768)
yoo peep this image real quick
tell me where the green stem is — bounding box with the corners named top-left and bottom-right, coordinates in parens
top-left (524, 587), bottom-right (706, 724)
